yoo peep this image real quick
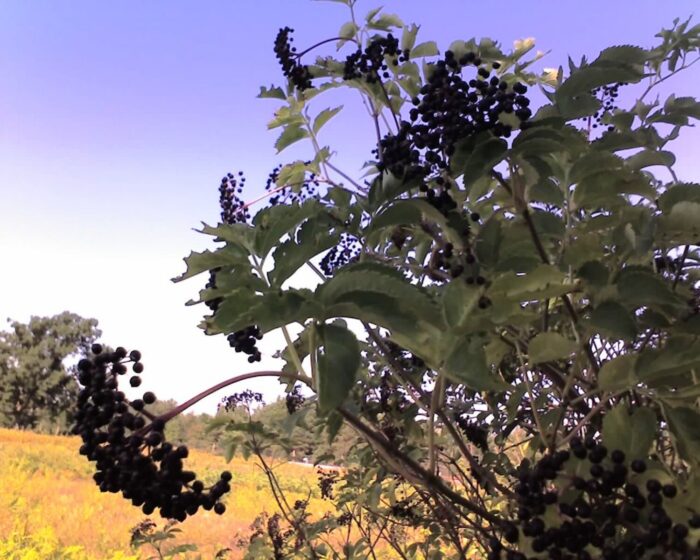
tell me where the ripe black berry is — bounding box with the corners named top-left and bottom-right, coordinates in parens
top-left (129, 376), bottom-right (142, 388)
top-left (143, 392), bottom-right (156, 405)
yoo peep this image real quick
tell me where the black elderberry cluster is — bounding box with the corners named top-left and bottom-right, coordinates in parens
top-left (488, 438), bottom-right (700, 560)
top-left (264, 163), bottom-right (320, 206)
top-left (285, 384), bottom-right (305, 414)
top-left (343, 34), bottom-right (410, 83)
top-left (319, 232), bottom-right (361, 276)
top-left (219, 390), bottom-right (264, 412)
top-left (376, 52), bottom-right (530, 179)
top-left (456, 417), bottom-right (489, 451)
top-left (227, 325), bottom-right (263, 363)
top-left (219, 172), bottom-right (250, 225)
top-left (589, 83), bottom-right (625, 132)
top-left (317, 469), bottom-right (339, 500)
top-left (274, 27), bottom-right (313, 91)
top-left (73, 345), bottom-right (231, 521)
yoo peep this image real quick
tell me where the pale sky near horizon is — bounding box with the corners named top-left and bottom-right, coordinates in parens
top-left (2, 1), bottom-right (699, 413)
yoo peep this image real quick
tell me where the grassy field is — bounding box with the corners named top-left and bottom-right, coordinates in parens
top-left (0, 428), bottom-right (331, 559)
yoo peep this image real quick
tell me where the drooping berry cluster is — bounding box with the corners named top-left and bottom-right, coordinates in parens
top-left (590, 83), bottom-right (625, 132)
top-left (73, 345), bottom-right (231, 521)
top-left (226, 326), bottom-right (263, 363)
top-left (319, 233), bottom-right (361, 276)
top-left (265, 163), bottom-right (320, 206)
top-left (343, 34), bottom-right (410, 83)
top-left (220, 390), bottom-right (264, 412)
top-left (274, 27), bottom-right (313, 91)
top-left (317, 468), bottom-right (339, 500)
top-left (376, 53), bottom-right (530, 179)
top-left (219, 172), bottom-right (250, 225)
top-left (285, 384), bottom-right (306, 414)
top-left (489, 438), bottom-right (700, 560)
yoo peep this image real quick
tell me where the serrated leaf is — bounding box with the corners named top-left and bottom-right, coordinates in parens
top-left (368, 171), bottom-right (420, 209)
top-left (269, 219), bottom-right (339, 286)
top-left (663, 405), bottom-right (700, 466)
top-left (490, 265), bottom-right (572, 301)
top-left (528, 332), bottom-right (577, 364)
top-left (658, 182), bottom-right (700, 213)
top-left (367, 13), bottom-right (403, 30)
top-left (254, 200), bottom-right (323, 256)
top-left (556, 64), bottom-right (644, 100)
top-left (313, 106), bottom-right (343, 134)
top-left (602, 405), bottom-right (655, 459)
top-left (173, 245), bottom-right (249, 282)
top-left (401, 24), bottom-right (419, 52)
top-left (316, 324), bottom-right (360, 412)
top-left (319, 267), bottom-right (441, 327)
top-left (410, 41), bottom-right (439, 58)
top-left (275, 124), bottom-right (309, 153)
top-left (588, 301), bottom-right (637, 341)
top-left (474, 218), bottom-right (502, 267)
top-left (626, 149), bottom-right (676, 170)
top-left (258, 85), bottom-right (286, 100)
top-left (441, 280), bottom-right (481, 328)
top-left (598, 353), bottom-right (638, 391)
top-left (595, 45), bottom-right (648, 66)
top-left (636, 341), bottom-right (700, 386)
top-left (616, 268), bottom-right (687, 314)
top-left (442, 335), bottom-right (509, 391)
top-left (338, 22), bottom-right (357, 40)
top-left (451, 133), bottom-right (507, 184)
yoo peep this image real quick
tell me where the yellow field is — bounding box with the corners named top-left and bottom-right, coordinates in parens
top-left (0, 428), bottom-right (330, 559)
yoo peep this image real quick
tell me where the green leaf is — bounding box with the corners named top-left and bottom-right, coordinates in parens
top-left (364, 6), bottom-right (383, 23)
top-left (254, 200), bottom-right (324, 256)
top-left (313, 106), bottom-right (343, 134)
top-left (275, 124), bottom-right (309, 153)
top-left (489, 265), bottom-right (572, 301)
top-left (441, 280), bottom-right (481, 329)
top-left (602, 405), bottom-right (656, 459)
top-left (316, 324), bottom-right (360, 412)
top-left (626, 149), bottom-right (676, 170)
top-left (401, 24), bottom-right (419, 52)
top-left (657, 201), bottom-right (700, 244)
top-left (368, 171), bottom-right (420, 209)
top-left (636, 341), bottom-right (700, 386)
top-left (474, 216), bottom-right (503, 266)
top-left (442, 335), bottom-right (509, 391)
top-left (616, 268), bottom-right (687, 315)
top-left (588, 301), bottom-right (637, 341)
top-left (319, 267), bottom-right (441, 327)
top-left (663, 405), bottom-right (700, 466)
top-left (658, 182), bottom-right (700, 213)
top-left (269, 219), bottom-right (339, 287)
top-left (338, 22), bottom-right (357, 41)
top-left (528, 332), bottom-right (577, 364)
top-left (258, 85), bottom-right (286, 100)
top-left (451, 133), bottom-right (507, 184)
top-left (598, 353), bottom-right (638, 391)
top-left (367, 13), bottom-right (404, 30)
top-left (557, 64), bottom-right (644, 101)
top-left (410, 41), bottom-right (439, 58)
top-left (173, 245), bottom-right (249, 282)
top-left (595, 45), bottom-right (648, 66)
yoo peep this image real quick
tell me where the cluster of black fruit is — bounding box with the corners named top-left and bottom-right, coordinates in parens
top-left (455, 416), bottom-right (489, 451)
top-left (488, 437), bottom-right (700, 560)
top-left (73, 345), bottom-right (231, 521)
top-left (375, 51), bottom-right (530, 179)
top-left (317, 469), bottom-right (340, 500)
top-left (274, 27), bottom-right (313, 91)
top-left (319, 232), bottom-right (361, 276)
top-left (220, 390), bottom-right (264, 412)
top-left (589, 83), bottom-right (625, 132)
top-left (219, 171), bottom-right (250, 225)
top-left (285, 384), bottom-right (306, 414)
top-left (227, 325), bottom-right (263, 363)
top-left (343, 34), bottom-right (410, 83)
top-left (264, 163), bottom-right (320, 206)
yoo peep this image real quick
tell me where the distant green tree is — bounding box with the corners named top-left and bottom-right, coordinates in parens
top-left (0, 312), bottom-right (100, 430)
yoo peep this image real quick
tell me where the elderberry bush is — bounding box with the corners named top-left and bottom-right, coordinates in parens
top-left (72, 345), bottom-right (231, 521)
top-left (488, 438), bottom-right (700, 560)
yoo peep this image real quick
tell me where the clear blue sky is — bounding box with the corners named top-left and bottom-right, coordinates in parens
top-left (1, 1), bottom-right (698, 412)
